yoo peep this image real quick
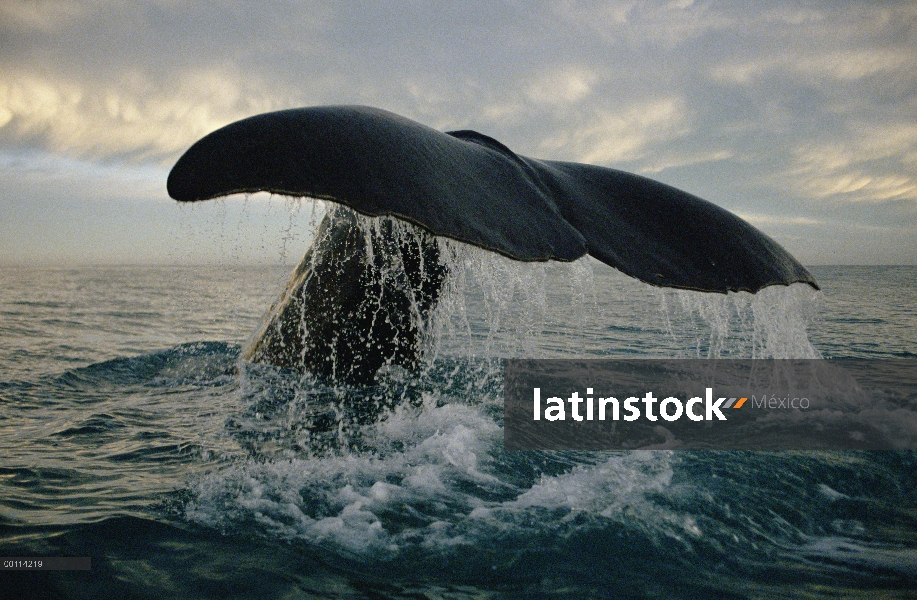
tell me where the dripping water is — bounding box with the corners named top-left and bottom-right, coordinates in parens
top-left (188, 203), bottom-right (832, 559)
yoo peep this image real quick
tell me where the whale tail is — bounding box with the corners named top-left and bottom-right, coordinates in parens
top-left (168, 105), bottom-right (818, 382)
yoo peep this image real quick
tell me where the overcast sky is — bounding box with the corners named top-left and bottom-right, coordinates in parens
top-left (1, 0), bottom-right (915, 266)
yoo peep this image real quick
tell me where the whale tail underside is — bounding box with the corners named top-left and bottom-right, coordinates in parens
top-left (167, 105), bottom-right (817, 295)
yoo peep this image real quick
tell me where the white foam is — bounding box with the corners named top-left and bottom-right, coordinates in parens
top-left (185, 404), bottom-right (702, 555)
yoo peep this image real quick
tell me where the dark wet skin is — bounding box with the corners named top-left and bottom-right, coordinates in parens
top-left (169, 105), bottom-right (818, 383)
top-left (244, 208), bottom-right (447, 385)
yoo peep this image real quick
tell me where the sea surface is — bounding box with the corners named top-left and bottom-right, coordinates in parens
top-left (1, 254), bottom-right (916, 598)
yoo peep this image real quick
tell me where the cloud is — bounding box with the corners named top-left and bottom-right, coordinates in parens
top-left (0, 0), bottom-right (89, 32)
top-left (638, 149), bottom-right (733, 174)
top-left (711, 48), bottom-right (915, 85)
top-left (0, 0), bottom-right (915, 264)
top-left (525, 67), bottom-right (601, 106)
top-left (0, 68), bottom-right (294, 163)
top-left (735, 213), bottom-right (822, 227)
top-left (538, 97), bottom-right (691, 164)
top-left (547, 0), bottom-right (737, 47)
top-left (786, 122), bottom-right (917, 203)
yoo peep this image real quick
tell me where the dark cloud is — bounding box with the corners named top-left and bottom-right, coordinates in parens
top-left (1, 0), bottom-right (915, 264)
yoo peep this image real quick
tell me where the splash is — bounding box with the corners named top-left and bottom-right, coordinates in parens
top-left (186, 208), bottom-right (826, 559)
top-left (243, 206), bottom-right (822, 377)
top-left (659, 284), bottom-right (822, 359)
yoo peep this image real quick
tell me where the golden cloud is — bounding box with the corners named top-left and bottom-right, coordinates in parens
top-left (786, 124), bottom-right (917, 202)
top-left (539, 97), bottom-right (691, 164)
top-left (0, 68), bottom-right (288, 163)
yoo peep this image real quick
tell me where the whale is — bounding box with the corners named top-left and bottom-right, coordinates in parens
top-left (168, 105), bottom-right (818, 383)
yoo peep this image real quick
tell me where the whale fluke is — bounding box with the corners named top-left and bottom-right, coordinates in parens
top-left (168, 105), bottom-right (817, 294)
top-left (168, 105), bottom-right (818, 383)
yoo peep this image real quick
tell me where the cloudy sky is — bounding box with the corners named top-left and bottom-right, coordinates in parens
top-left (2, 0), bottom-right (915, 266)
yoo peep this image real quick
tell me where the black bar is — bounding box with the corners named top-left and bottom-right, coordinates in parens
top-left (1, 557), bottom-right (91, 570)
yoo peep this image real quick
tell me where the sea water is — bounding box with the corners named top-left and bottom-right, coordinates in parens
top-left (1, 245), bottom-right (916, 597)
